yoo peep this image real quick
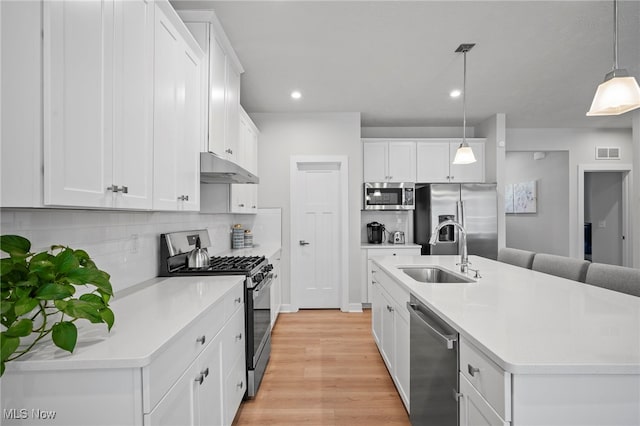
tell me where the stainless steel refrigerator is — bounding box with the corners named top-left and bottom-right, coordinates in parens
top-left (414, 183), bottom-right (498, 259)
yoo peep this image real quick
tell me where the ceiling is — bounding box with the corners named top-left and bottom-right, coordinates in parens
top-left (171, 1), bottom-right (640, 129)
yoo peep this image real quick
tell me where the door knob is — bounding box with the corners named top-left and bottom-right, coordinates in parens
top-left (299, 240), bottom-right (310, 246)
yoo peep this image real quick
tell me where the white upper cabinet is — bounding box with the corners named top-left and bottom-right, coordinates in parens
top-left (363, 140), bottom-right (416, 182)
top-left (152, 1), bottom-right (203, 211)
top-left (230, 107), bottom-right (259, 214)
top-left (43, 0), bottom-right (154, 209)
top-left (1, 0), bottom-right (44, 207)
top-left (416, 139), bottom-right (485, 183)
top-left (180, 11), bottom-right (245, 163)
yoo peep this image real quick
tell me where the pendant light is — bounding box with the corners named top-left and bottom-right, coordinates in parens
top-left (453, 43), bottom-right (477, 165)
top-left (587, 0), bottom-right (640, 116)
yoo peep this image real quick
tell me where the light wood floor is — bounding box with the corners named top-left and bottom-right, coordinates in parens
top-left (232, 309), bottom-right (410, 426)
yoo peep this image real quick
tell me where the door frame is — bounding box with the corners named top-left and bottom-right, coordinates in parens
top-left (290, 155), bottom-right (349, 312)
top-left (578, 163), bottom-right (632, 267)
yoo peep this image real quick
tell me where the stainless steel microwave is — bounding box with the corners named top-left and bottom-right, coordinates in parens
top-left (363, 182), bottom-right (415, 210)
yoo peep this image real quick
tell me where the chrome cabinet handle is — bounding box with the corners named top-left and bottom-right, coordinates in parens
top-left (237, 381), bottom-right (244, 389)
top-left (252, 205), bottom-right (257, 209)
top-left (468, 364), bottom-right (480, 377)
top-left (235, 297), bottom-right (242, 304)
top-left (235, 333), bottom-right (243, 341)
top-left (203, 368), bottom-right (209, 378)
top-left (299, 240), bottom-right (310, 246)
top-left (107, 185), bottom-right (128, 193)
top-left (195, 374), bottom-right (204, 385)
top-left (196, 335), bottom-right (206, 345)
top-left (238, 203), bottom-right (245, 207)
top-left (386, 305), bottom-right (394, 312)
top-left (177, 195), bottom-right (189, 201)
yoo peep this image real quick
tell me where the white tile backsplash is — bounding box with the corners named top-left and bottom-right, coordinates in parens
top-left (0, 208), bottom-right (237, 293)
top-left (361, 210), bottom-right (413, 243)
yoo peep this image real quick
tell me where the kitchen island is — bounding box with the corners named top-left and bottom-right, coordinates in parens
top-left (371, 255), bottom-right (640, 425)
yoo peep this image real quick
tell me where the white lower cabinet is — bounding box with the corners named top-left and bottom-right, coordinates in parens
top-left (370, 263), bottom-right (410, 412)
top-left (362, 246), bottom-right (421, 303)
top-left (270, 250), bottom-right (282, 327)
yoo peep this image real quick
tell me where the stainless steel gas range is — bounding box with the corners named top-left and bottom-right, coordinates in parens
top-left (159, 230), bottom-right (272, 398)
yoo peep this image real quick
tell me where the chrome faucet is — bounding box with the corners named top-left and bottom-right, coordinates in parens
top-left (429, 219), bottom-right (469, 273)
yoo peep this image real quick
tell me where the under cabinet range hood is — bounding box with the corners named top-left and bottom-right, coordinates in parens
top-left (200, 152), bottom-right (259, 184)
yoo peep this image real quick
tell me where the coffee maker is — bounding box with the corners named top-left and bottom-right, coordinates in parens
top-left (367, 222), bottom-right (385, 244)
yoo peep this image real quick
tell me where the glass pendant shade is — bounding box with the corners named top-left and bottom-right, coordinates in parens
top-left (586, 72), bottom-right (640, 116)
top-left (453, 142), bottom-right (476, 164)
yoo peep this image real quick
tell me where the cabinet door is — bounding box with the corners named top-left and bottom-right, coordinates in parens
top-left (381, 291), bottom-right (395, 371)
top-left (459, 374), bottom-right (508, 426)
top-left (449, 140), bottom-right (485, 183)
top-left (388, 142), bottom-right (416, 182)
top-left (113, 0), bottom-right (153, 209)
top-left (176, 39), bottom-right (202, 211)
top-left (225, 65), bottom-right (241, 164)
top-left (394, 309), bottom-right (410, 410)
top-left (44, 0), bottom-right (114, 207)
top-left (363, 142), bottom-right (388, 182)
top-left (145, 361), bottom-right (198, 426)
top-left (271, 261), bottom-right (282, 327)
top-left (195, 337), bottom-right (224, 426)
top-left (416, 141), bottom-right (450, 183)
top-left (152, 6), bottom-right (180, 210)
top-left (1, 0), bottom-right (44, 207)
top-left (370, 278), bottom-right (383, 346)
top-left (208, 35), bottom-right (227, 157)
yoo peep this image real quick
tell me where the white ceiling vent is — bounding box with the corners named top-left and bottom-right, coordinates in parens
top-left (595, 147), bottom-right (621, 160)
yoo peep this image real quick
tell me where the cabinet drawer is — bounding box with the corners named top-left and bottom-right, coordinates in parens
top-left (143, 301), bottom-right (225, 413)
top-left (372, 265), bottom-right (410, 321)
top-left (368, 247), bottom-right (421, 258)
top-left (224, 354), bottom-right (247, 426)
top-left (224, 283), bottom-right (244, 320)
top-left (459, 373), bottom-right (509, 426)
top-left (222, 306), bottom-right (245, 373)
top-left (460, 337), bottom-right (511, 421)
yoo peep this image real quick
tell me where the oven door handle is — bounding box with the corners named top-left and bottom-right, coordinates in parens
top-left (252, 273), bottom-right (273, 299)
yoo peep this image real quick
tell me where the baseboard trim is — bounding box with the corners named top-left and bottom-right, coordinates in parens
top-left (347, 303), bottom-right (363, 313)
top-left (279, 304), bottom-right (298, 313)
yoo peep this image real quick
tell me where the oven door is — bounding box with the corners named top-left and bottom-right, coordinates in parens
top-left (248, 273), bottom-right (273, 368)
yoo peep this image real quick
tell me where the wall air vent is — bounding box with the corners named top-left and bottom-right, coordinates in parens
top-left (595, 147), bottom-right (621, 160)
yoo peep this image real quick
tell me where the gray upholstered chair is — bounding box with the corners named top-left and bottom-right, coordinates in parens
top-left (497, 247), bottom-right (536, 269)
top-left (531, 253), bottom-right (590, 282)
top-left (584, 263), bottom-right (640, 297)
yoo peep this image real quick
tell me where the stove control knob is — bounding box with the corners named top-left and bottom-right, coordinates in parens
top-left (254, 273), bottom-right (264, 283)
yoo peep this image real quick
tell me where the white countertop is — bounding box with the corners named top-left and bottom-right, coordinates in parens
top-left (361, 242), bottom-right (421, 249)
top-left (5, 276), bottom-right (244, 372)
top-left (373, 255), bottom-right (640, 375)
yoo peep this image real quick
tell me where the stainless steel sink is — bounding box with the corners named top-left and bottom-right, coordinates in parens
top-left (400, 266), bottom-right (474, 283)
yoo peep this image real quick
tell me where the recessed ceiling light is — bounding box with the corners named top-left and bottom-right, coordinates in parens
top-left (450, 89), bottom-right (462, 98)
top-left (291, 91), bottom-right (302, 100)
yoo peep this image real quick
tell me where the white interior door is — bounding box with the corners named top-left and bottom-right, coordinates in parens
top-left (292, 161), bottom-right (343, 309)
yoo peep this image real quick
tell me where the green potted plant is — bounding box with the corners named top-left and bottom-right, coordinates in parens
top-left (0, 235), bottom-right (114, 376)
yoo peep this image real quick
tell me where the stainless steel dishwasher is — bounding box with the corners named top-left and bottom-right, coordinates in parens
top-left (407, 294), bottom-right (459, 425)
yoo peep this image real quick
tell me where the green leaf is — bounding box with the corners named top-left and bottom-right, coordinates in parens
top-left (79, 293), bottom-right (105, 307)
top-left (0, 258), bottom-right (14, 275)
top-left (0, 333), bottom-right (20, 361)
top-left (54, 248), bottom-right (79, 274)
top-left (35, 283), bottom-right (73, 300)
top-left (62, 299), bottom-right (103, 323)
top-left (51, 322), bottom-right (77, 353)
top-left (0, 300), bottom-right (13, 315)
top-left (0, 235), bottom-right (31, 256)
top-left (100, 308), bottom-right (115, 331)
top-left (66, 268), bottom-right (113, 296)
top-left (54, 300), bottom-right (68, 311)
top-left (14, 297), bottom-right (39, 316)
top-left (4, 318), bottom-right (33, 337)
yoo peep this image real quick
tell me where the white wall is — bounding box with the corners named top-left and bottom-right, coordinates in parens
top-left (250, 112), bottom-right (362, 309)
top-left (585, 172), bottom-right (623, 265)
top-left (0, 209), bottom-right (239, 294)
top-left (505, 128), bottom-right (633, 260)
top-left (505, 151), bottom-right (570, 256)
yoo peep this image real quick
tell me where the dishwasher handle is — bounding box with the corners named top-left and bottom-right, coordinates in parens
top-left (407, 302), bottom-right (458, 350)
